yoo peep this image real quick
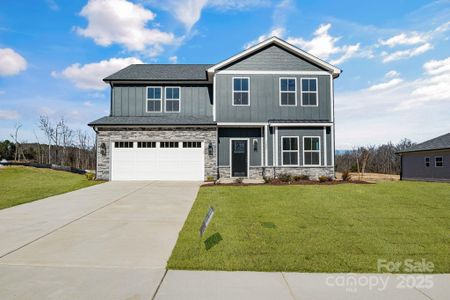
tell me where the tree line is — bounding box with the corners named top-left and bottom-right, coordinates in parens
top-left (335, 139), bottom-right (415, 175)
top-left (0, 115), bottom-right (96, 170)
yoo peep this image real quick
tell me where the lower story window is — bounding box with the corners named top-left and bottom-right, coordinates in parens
top-left (137, 142), bottom-right (156, 148)
top-left (303, 137), bottom-right (320, 166)
top-left (115, 141), bottom-right (133, 148)
top-left (160, 141), bottom-right (179, 148)
top-left (435, 156), bottom-right (443, 167)
top-left (183, 141), bottom-right (201, 148)
top-left (281, 137), bottom-right (299, 166)
top-left (425, 157), bottom-right (430, 167)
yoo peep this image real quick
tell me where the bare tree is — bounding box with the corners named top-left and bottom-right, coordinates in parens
top-left (10, 122), bottom-right (22, 161)
top-left (39, 115), bottom-right (54, 164)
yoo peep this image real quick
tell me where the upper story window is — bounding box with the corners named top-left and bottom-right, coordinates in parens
top-left (232, 77), bottom-right (250, 106)
top-left (147, 87), bottom-right (162, 112)
top-left (165, 87), bottom-right (180, 112)
top-left (301, 78), bottom-right (318, 106)
top-left (280, 78), bottom-right (297, 106)
top-left (303, 136), bottom-right (321, 166)
top-left (281, 137), bottom-right (299, 166)
top-left (435, 156), bottom-right (443, 167)
top-left (425, 157), bottom-right (430, 167)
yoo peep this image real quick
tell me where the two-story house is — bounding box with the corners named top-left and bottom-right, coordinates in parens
top-left (89, 37), bottom-right (341, 181)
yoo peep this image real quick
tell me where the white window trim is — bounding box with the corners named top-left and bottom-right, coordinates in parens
top-left (229, 138), bottom-right (250, 178)
top-left (279, 77), bottom-right (297, 106)
top-left (281, 136), bottom-right (300, 166)
top-left (146, 86), bottom-right (163, 113)
top-left (300, 78), bottom-right (319, 107)
top-left (164, 86), bottom-right (181, 113)
top-left (435, 156), bottom-right (443, 167)
top-left (232, 77), bottom-right (250, 106)
top-left (303, 136), bottom-right (321, 166)
top-left (424, 157), bottom-right (430, 167)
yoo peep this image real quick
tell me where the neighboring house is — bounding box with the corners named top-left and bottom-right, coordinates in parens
top-left (398, 133), bottom-right (450, 182)
top-left (88, 37), bottom-right (341, 181)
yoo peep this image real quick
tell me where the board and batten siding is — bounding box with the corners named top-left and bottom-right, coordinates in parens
top-left (402, 150), bottom-right (450, 181)
top-left (220, 45), bottom-right (326, 71)
top-left (215, 74), bottom-right (331, 122)
top-left (112, 85), bottom-right (213, 117)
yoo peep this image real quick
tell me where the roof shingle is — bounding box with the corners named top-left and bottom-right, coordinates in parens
top-left (103, 64), bottom-right (213, 81)
top-left (399, 133), bottom-right (450, 153)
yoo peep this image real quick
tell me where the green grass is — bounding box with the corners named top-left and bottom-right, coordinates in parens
top-left (168, 181), bottom-right (450, 273)
top-left (0, 166), bottom-right (103, 210)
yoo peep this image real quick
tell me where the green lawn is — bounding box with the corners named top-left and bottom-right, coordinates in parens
top-left (168, 181), bottom-right (450, 273)
top-left (0, 166), bottom-right (103, 210)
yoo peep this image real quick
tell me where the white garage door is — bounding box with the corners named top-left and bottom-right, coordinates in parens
top-left (111, 141), bottom-right (204, 181)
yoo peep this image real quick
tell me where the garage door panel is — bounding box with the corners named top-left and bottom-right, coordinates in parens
top-left (111, 142), bottom-right (204, 181)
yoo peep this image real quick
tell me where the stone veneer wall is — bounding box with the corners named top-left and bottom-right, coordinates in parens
top-left (218, 166), bottom-right (334, 180)
top-left (96, 127), bottom-right (217, 181)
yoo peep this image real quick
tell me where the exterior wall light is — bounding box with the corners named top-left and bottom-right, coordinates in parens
top-left (253, 139), bottom-right (258, 152)
top-left (100, 142), bottom-right (107, 156)
top-left (208, 143), bottom-right (213, 156)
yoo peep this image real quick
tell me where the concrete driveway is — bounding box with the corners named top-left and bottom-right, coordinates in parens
top-left (0, 181), bottom-right (200, 299)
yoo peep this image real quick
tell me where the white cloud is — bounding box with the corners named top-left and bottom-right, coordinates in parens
top-left (423, 57), bottom-right (450, 75)
top-left (381, 43), bottom-right (433, 63)
top-left (148, 0), bottom-right (269, 31)
top-left (46, 0), bottom-right (59, 11)
top-left (0, 110), bottom-right (19, 120)
top-left (76, 0), bottom-right (177, 56)
top-left (169, 55), bottom-right (178, 64)
top-left (0, 48), bottom-right (27, 76)
top-left (366, 78), bottom-right (403, 91)
top-left (335, 57), bottom-right (450, 148)
top-left (83, 101), bottom-right (94, 107)
top-left (379, 32), bottom-right (428, 47)
top-left (286, 24), bottom-right (361, 65)
top-left (53, 57), bottom-right (143, 90)
top-left (385, 70), bottom-right (400, 78)
top-left (244, 27), bottom-right (285, 49)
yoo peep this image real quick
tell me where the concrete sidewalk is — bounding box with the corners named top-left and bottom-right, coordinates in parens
top-left (156, 270), bottom-right (449, 300)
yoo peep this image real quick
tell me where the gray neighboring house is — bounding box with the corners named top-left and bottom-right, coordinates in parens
top-left (89, 37), bottom-right (341, 181)
top-left (398, 133), bottom-right (450, 182)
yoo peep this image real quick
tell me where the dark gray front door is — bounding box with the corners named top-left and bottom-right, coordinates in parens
top-left (231, 140), bottom-right (248, 177)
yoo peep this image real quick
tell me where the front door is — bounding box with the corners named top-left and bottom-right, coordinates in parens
top-left (231, 139), bottom-right (248, 177)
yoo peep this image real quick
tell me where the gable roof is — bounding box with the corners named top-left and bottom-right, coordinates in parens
top-left (207, 36), bottom-right (342, 78)
top-left (398, 133), bottom-right (450, 153)
top-left (103, 64), bottom-right (213, 82)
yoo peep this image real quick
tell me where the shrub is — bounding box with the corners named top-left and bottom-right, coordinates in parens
top-left (342, 170), bottom-right (352, 181)
top-left (277, 173), bottom-right (292, 183)
top-left (263, 176), bottom-right (272, 184)
top-left (206, 175), bottom-right (215, 182)
top-left (293, 175), bottom-right (310, 181)
top-left (85, 172), bottom-right (95, 181)
top-left (318, 175), bottom-right (330, 182)
top-left (234, 177), bottom-right (244, 184)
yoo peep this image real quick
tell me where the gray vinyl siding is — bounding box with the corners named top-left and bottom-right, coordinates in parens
top-left (112, 85), bottom-right (213, 117)
top-left (218, 128), bottom-right (262, 166)
top-left (215, 74), bottom-right (331, 122)
top-left (402, 150), bottom-right (450, 181)
top-left (221, 45), bottom-right (325, 71)
top-left (276, 127), bottom-right (332, 167)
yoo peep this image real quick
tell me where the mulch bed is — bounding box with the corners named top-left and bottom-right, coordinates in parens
top-left (202, 179), bottom-right (372, 187)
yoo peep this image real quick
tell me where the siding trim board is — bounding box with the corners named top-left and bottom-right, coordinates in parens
top-left (217, 70), bottom-right (331, 75)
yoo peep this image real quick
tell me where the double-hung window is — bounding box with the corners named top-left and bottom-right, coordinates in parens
top-left (425, 157), bottom-right (430, 167)
top-left (280, 78), bottom-right (297, 106)
top-left (281, 137), bottom-right (299, 166)
top-left (301, 78), bottom-right (318, 106)
top-left (165, 87), bottom-right (180, 112)
top-left (303, 137), bottom-right (321, 166)
top-left (435, 156), bottom-right (443, 167)
top-left (146, 87), bottom-right (162, 112)
top-left (232, 77), bottom-right (250, 106)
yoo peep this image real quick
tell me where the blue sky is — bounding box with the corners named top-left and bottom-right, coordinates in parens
top-left (1, 0), bottom-right (449, 149)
